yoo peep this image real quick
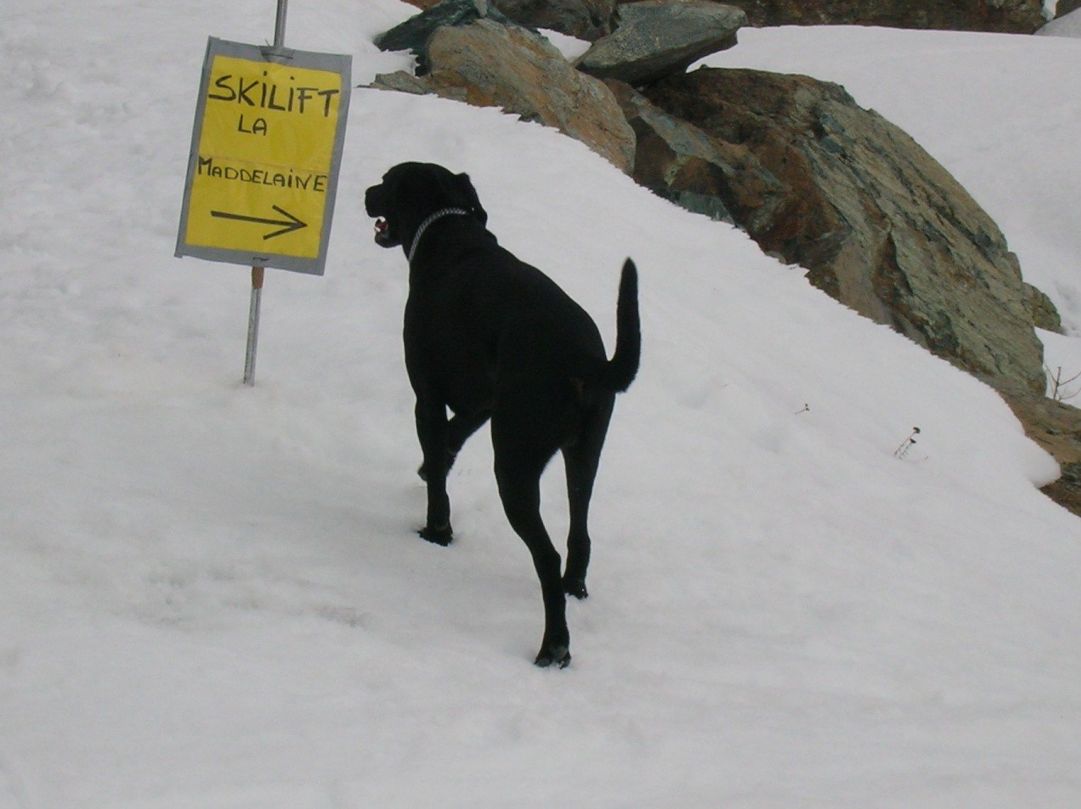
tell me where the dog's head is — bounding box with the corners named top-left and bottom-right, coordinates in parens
top-left (364, 162), bottom-right (488, 252)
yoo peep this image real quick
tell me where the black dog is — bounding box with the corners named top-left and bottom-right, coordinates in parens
top-left (365, 162), bottom-right (640, 667)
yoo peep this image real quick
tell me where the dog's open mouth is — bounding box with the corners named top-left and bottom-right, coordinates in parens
top-left (374, 217), bottom-right (395, 247)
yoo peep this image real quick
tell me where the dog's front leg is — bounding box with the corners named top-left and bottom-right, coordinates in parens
top-left (414, 398), bottom-right (453, 545)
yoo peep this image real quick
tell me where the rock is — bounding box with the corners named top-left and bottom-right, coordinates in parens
top-left (388, 1), bottom-right (1057, 56)
top-left (1024, 282), bottom-right (1064, 333)
top-left (639, 67), bottom-right (1046, 394)
top-left (375, 0), bottom-right (513, 69)
top-left (1001, 390), bottom-right (1081, 517)
top-left (1058, 0), bottom-right (1081, 17)
top-left (371, 69), bottom-right (468, 100)
top-left (577, 1), bottom-right (746, 85)
top-left (371, 20), bottom-right (636, 173)
top-left (606, 79), bottom-right (779, 227)
top-left (692, 0), bottom-right (1048, 33)
top-left (388, 0), bottom-right (618, 42)
top-left (491, 0), bottom-right (620, 40)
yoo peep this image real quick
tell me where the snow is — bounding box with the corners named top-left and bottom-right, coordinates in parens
top-left (539, 28), bottom-right (593, 60)
top-left (1040, 6), bottom-right (1081, 37)
top-left (2, 2), bottom-right (1081, 806)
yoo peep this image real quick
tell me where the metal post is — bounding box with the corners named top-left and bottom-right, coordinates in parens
top-left (243, 266), bottom-right (265, 385)
top-left (274, 0), bottom-right (288, 49)
top-left (242, 1), bottom-right (287, 386)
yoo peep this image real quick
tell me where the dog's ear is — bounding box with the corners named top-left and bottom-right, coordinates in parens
top-left (456, 172), bottom-right (488, 225)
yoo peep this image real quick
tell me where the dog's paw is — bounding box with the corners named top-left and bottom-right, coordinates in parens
top-left (418, 523), bottom-right (453, 546)
top-left (563, 576), bottom-right (589, 600)
top-left (534, 645), bottom-right (571, 669)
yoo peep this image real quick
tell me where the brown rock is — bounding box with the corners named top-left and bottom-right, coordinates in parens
top-left (1002, 390), bottom-right (1081, 517)
top-left (640, 67), bottom-right (1047, 394)
top-left (372, 20), bottom-right (636, 173)
top-left (640, 0), bottom-right (1049, 34)
top-left (606, 79), bottom-right (782, 228)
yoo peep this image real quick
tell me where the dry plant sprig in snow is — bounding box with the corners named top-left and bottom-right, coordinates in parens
top-left (894, 427), bottom-right (921, 459)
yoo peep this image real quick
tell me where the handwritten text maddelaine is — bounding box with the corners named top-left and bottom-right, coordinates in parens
top-left (197, 156), bottom-right (328, 192)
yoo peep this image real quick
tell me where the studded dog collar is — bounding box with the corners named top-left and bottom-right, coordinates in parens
top-left (408, 208), bottom-right (471, 265)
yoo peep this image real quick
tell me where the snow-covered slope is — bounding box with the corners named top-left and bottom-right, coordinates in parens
top-left (1040, 6), bottom-right (1081, 37)
top-left (2, 2), bottom-right (1081, 806)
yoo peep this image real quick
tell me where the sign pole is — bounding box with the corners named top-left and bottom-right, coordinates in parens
top-left (242, 0), bottom-right (288, 386)
top-left (176, 6), bottom-right (350, 387)
top-left (274, 0), bottom-right (288, 49)
top-left (243, 266), bottom-right (265, 385)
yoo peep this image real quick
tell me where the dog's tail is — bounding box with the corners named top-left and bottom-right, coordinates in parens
top-left (599, 259), bottom-right (640, 392)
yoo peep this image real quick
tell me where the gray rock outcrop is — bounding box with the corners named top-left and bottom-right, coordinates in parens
top-left (576, 1), bottom-right (746, 85)
top-left (491, 0), bottom-right (620, 40)
top-left (391, 0), bottom-right (619, 41)
top-left (1025, 283), bottom-right (1063, 333)
top-left (376, 0), bottom-right (513, 69)
top-left (637, 67), bottom-right (1047, 394)
top-left (689, 0), bottom-right (1049, 33)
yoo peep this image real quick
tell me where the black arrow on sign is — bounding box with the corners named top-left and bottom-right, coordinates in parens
top-left (210, 205), bottom-right (308, 240)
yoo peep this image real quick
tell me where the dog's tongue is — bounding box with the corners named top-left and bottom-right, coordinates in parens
top-left (374, 218), bottom-right (388, 235)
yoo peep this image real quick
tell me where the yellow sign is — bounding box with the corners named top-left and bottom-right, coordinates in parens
top-left (177, 39), bottom-right (351, 275)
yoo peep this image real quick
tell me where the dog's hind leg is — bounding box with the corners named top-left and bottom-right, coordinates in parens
top-left (419, 408), bottom-right (492, 481)
top-left (493, 447), bottom-right (570, 668)
top-left (561, 396), bottom-right (615, 600)
top-left (448, 409), bottom-right (492, 455)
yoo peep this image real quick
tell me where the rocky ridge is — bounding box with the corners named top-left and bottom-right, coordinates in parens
top-left (694, 0), bottom-right (1052, 34)
top-left (376, 0), bottom-right (1081, 515)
